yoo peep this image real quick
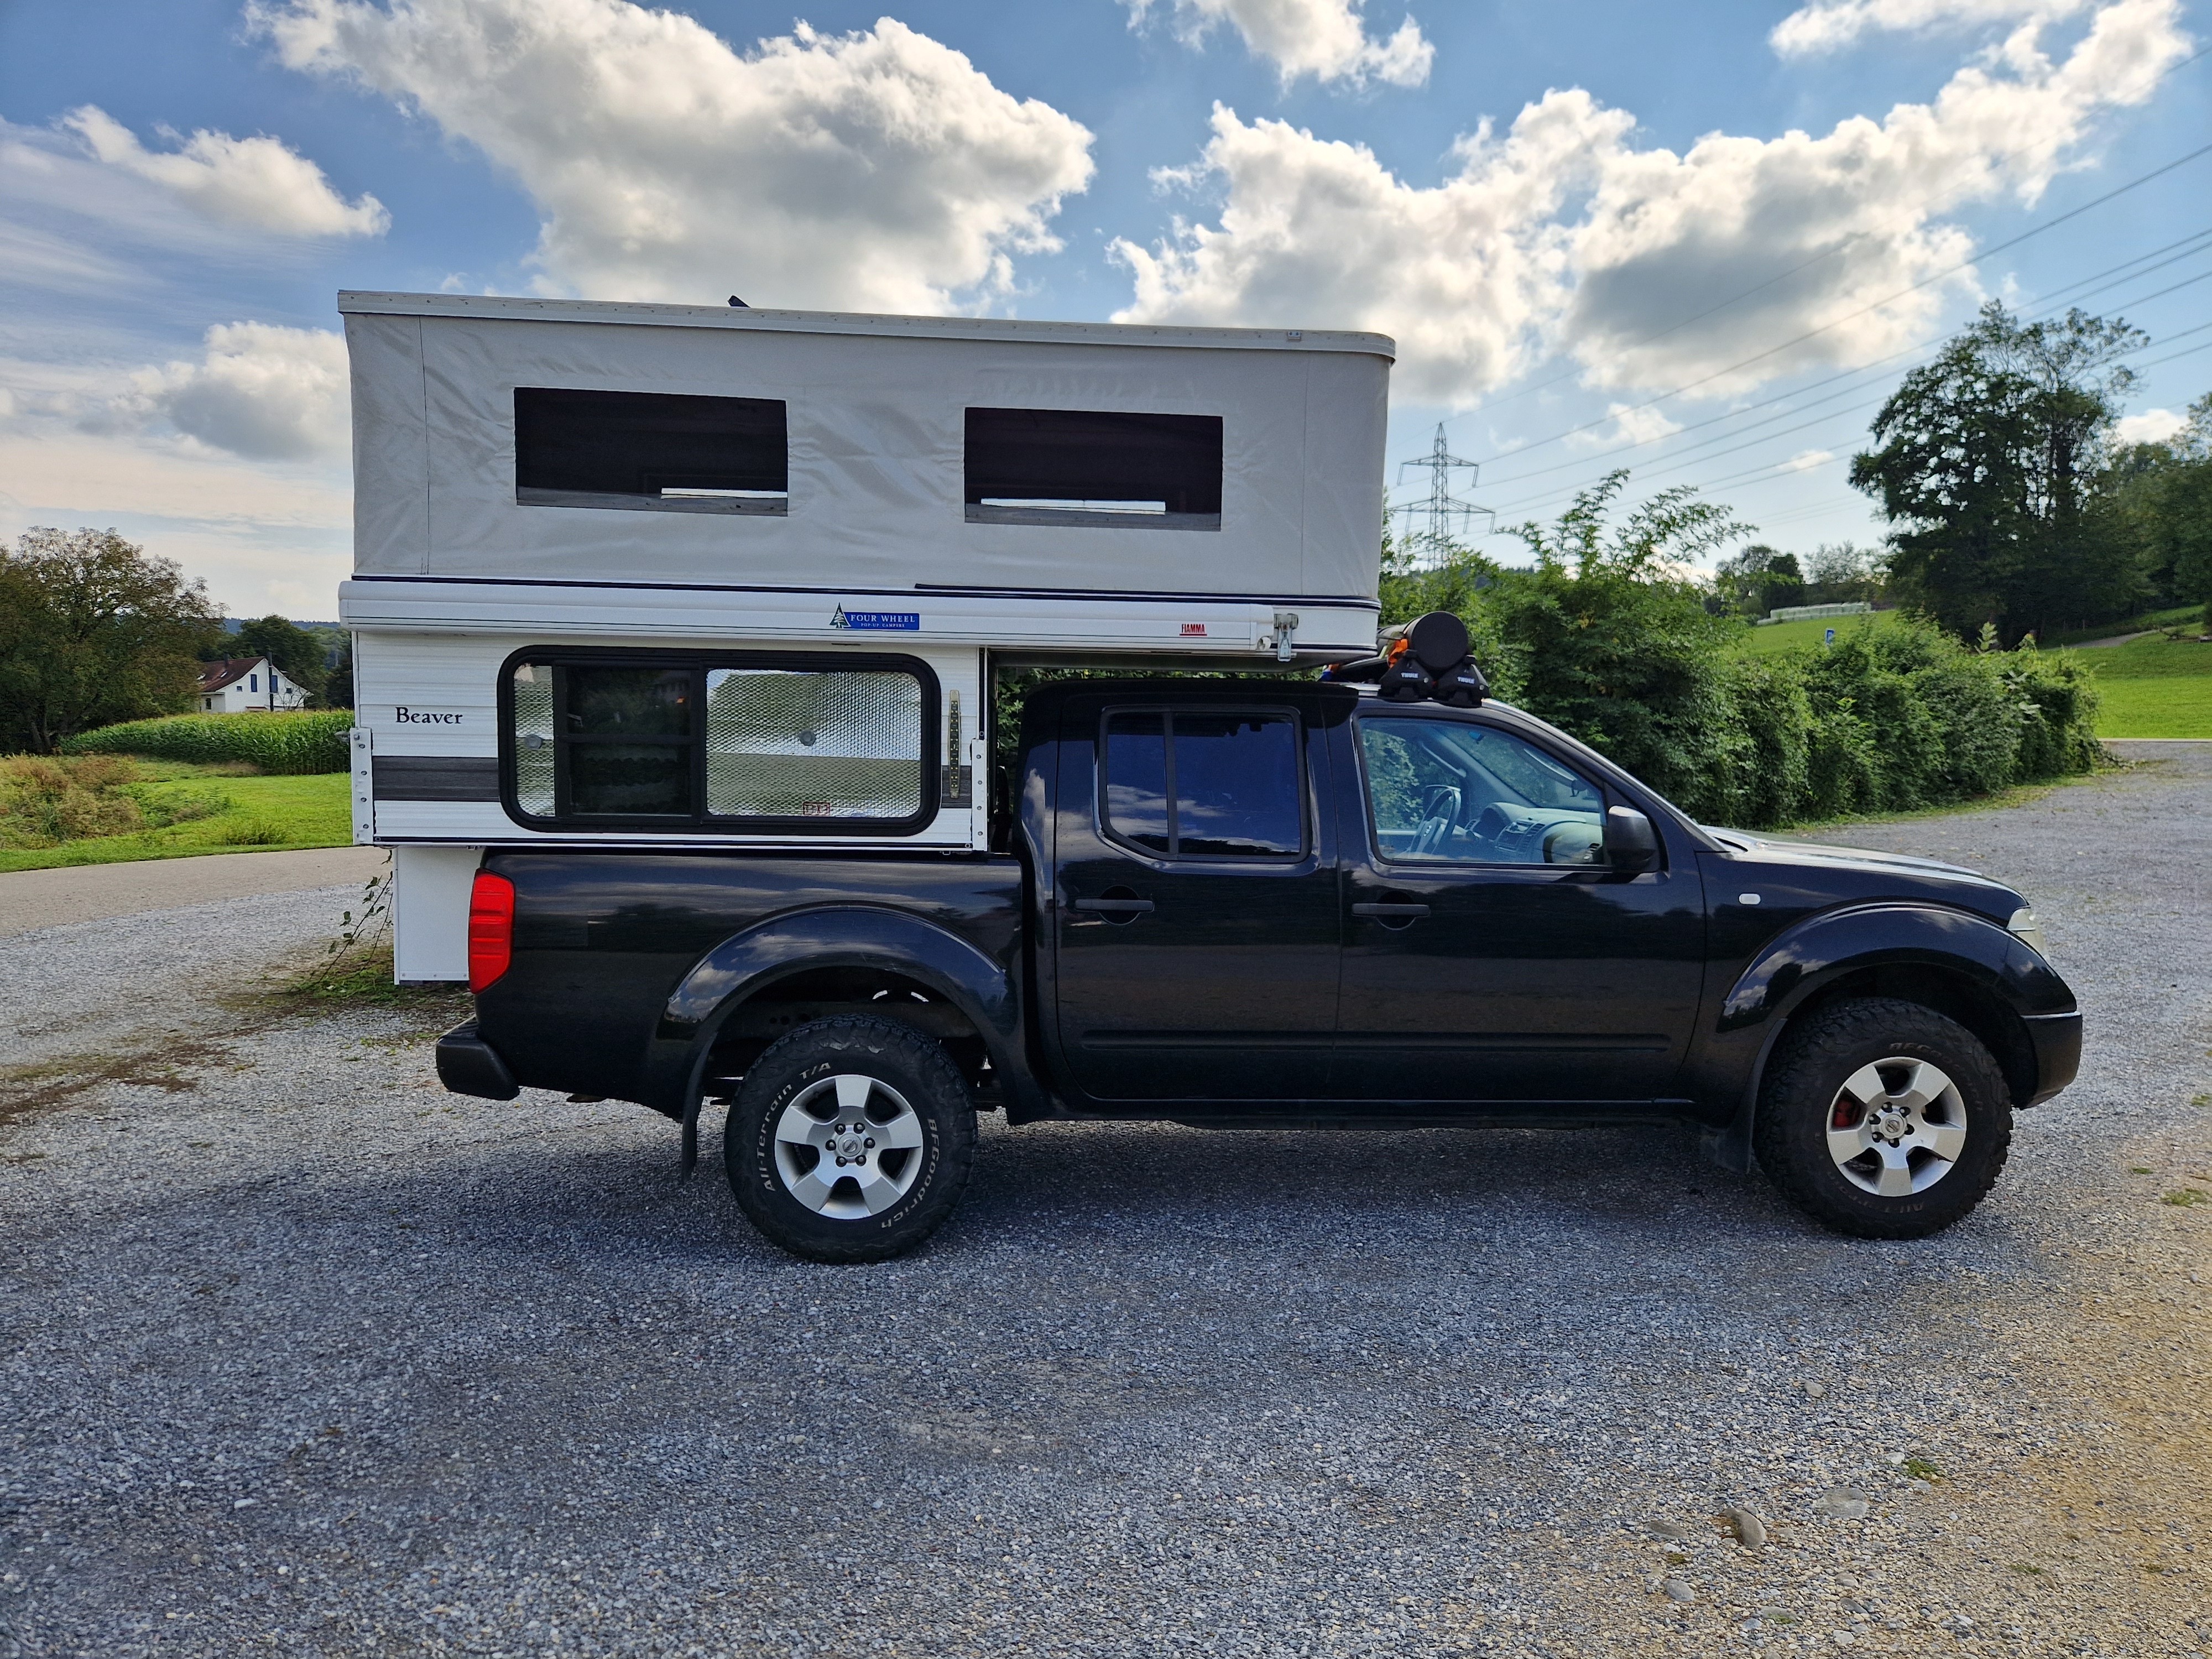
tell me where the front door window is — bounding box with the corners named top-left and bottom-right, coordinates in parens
top-left (1359, 718), bottom-right (1605, 866)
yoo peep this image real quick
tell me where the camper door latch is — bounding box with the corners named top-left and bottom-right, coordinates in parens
top-left (1272, 611), bottom-right (1300, 663)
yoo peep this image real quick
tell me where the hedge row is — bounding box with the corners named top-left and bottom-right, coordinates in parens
top-left (1495, 615), bottom-right (2101, 830)
top-left (62, 711), bottom-right (354, 775)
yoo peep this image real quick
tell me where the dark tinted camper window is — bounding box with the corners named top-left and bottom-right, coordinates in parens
top-left (966, 407), bottom-right (1222, 529)
top-left (514, 388), bottom-right (787, 515)
top-left (508, 655), bottom-right (932, 832)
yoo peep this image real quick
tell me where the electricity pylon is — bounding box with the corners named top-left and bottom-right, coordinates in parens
top-left (1392, 424), bottom-right (1491, 561)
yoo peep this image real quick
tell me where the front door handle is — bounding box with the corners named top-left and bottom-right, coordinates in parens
top-left (1352, 901), bottom-right (1431, 926)
top-left (1074, 897), bottom-right (1156, 915)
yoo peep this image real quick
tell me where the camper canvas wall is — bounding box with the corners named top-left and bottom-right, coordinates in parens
top-left (339, 293), bottom-right (1392, 602)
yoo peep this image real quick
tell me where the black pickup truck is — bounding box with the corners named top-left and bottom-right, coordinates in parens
top-left (439, 676), bottom-right (2080, 1261)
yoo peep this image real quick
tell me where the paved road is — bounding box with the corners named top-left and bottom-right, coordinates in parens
top-left (1, 756), bottom-right (2206, 1658)
top-left (0, 846), bottom-right (386, 938)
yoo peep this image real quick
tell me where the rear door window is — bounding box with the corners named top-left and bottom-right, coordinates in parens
top-left (1102, 709), bottom-right (1303, 859)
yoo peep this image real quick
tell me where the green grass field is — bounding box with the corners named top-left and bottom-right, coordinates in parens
top-left (2092, 675), bottom-right (2212, 738)
top-left (1736, 610), bottom-right (1902, 654)
top-left (0, 761), bottom-right (351, 873)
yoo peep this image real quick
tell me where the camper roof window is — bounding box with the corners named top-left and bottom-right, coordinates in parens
top-left (515, 387), bottom-right (788, 516)
top-left (964, 408), bottom-right (1221, 530)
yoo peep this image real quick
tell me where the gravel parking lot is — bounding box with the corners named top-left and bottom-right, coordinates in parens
top-left (2, 749), bottom-right (2208, 1658)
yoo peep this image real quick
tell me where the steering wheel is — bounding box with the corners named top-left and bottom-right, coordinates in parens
top-left (1411, 785), bottom-right (1462, 857)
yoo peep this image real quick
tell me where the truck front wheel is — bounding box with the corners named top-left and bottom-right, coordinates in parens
top-left (1754, 997), bottom-right (2013, 1239)
top-left (725, 1014), bottom-right (977, 1262)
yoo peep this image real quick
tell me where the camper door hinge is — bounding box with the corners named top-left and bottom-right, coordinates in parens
top-left (349, 724), bottom-right (374, 844)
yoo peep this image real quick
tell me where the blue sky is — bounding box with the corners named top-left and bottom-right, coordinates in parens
top-left (2, 0), bottom-right (2207, 614)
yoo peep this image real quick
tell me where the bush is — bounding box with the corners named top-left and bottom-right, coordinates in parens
top-left (0, 754), bottom-right (148, 847)
top-left (1388, 477), bottom-right (2104, 830)
top-left (0, 754), bottom-right (225, 848)
top-left (62, 710), bottom-right (353, 774)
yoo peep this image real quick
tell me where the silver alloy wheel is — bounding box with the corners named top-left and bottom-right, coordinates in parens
top-left (1825, 1057), bottom-right (1969, 1197)
top-left (773, 1072), bottom-right (927, 1220)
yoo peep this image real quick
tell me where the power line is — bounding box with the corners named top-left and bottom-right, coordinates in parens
top-left (1467, 243), bottom-right (2212, 521)
top-left (1522, 319), bottom-right (2212, 526)
top-left (1448, 137), bottom-right (2212, 470)
top-left (1412, 224), bottom-right (2212, 504)
top-left (2131, 333), bottom-right (2212, 373)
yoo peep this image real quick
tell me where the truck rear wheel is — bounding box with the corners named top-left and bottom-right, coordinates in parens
top-left (1754, 997), bottom-right (2013, 1239)
top-left (724, 1014), bottom-right (976, 1262)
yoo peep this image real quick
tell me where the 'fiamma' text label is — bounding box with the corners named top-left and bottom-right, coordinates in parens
top-left (393, 707), bottom-right (466, 725)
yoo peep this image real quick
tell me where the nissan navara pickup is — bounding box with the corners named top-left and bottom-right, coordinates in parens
top-left (437, 677), bottom-right (2081, 1261)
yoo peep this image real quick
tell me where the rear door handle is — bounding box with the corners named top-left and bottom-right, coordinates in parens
top-left (1352, 901), bottom-right (1431, 922)
top-left (1074, 898), bottom-right (1156, 914)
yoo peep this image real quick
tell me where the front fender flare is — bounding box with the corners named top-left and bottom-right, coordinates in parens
top-left (1695, 902), bottom-right (2073, 1172)
top-left (639, 904), bottom-right (1034, 1123)
top-left (1720, 902), bottom-right (2073, 1031)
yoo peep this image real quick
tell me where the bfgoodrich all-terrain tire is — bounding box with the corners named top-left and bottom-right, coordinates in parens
top-left (726, 1014), bottom-right (977, 1263)
top-left (1754, 997), bottom-right (2013, 1240)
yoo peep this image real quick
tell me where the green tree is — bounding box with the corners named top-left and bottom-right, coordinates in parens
top-left (1712, 544), bottom-right (1806, 616)
top-left (1850, 302), bottom-right (2147, 643)
top-left (1802, 541), bottom-right (1887, 607)
top-left (1490, 472), bottom-right (1751, 810)
top-left (232, 613), bottom-right (330, 703)
top-left (0, 528), bottom-right (223, 753)
top-left (2105, 393), bottom-right (2212, 624)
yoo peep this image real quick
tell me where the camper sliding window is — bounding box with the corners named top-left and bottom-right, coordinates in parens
top-left (514, 388), bottom-right (788, 515)
top-left (503, 651), bottom-right (937, 834)
top-left (965, 408), bottom-right (1221, 530)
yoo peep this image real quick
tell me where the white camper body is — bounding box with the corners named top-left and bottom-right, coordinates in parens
top-left (336, 292), bottom-right (1394, 979)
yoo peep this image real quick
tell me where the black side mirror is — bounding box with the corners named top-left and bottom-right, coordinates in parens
top-left (1604, 805), bottom-right (1659, 872)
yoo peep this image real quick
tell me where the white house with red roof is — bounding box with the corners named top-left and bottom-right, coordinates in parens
top-left (196, 657), bottom-right (309, 712)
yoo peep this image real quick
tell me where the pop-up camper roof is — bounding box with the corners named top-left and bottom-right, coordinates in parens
top-left (340, 293), bottom-right (1393, 607)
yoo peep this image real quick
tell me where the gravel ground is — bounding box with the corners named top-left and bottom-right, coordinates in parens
top-left (1, 751), bottom-right (2206, 1659)
top-left (0, 885), bottom-right (372, 1073)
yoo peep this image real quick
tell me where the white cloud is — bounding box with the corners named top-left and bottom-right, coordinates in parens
top-left (1781, 447), bottom-right (1837, 471)
top-left (1772, 0), bottom-right (2092, 56)
top-left (1567, 401), bottom-right (1683, 450)
top-left (60, 105), bottom-right (388, 238)
top-left (252, 0), bottom-right (1095, 314)
top-left (105, 323), bottom-right (352, 461)
top-left (1114, 0), bottom-right (2190, 405)
top-left (1115, 94), bottom-right (1624, 404)
top-left (0, 337), bottom-right (352, 614)
top-left (1129, 0), bottom-right (1433, 87)
top-left (2113, 406), bottom-right (2188, 444)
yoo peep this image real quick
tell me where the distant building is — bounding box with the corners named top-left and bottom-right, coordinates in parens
top-left (196, 656), bottom-right (308, 712)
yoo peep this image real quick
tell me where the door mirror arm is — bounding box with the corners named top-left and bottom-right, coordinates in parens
top-left (1604, 805), bottom-right (1660, 873)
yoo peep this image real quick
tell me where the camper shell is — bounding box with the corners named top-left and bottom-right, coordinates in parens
top-left (337, 292), bottom-right (1396, 977)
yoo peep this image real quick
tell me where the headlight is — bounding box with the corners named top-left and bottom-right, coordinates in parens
top-left (2008, 907), bottom-right (2047, 957)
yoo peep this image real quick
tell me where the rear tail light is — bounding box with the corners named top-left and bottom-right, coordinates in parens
top-left (467, 870), bottom-right (515, 993)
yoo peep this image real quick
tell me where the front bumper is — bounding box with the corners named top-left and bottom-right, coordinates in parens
top-left (2022, 1010), bottom-right (2082, 1106)
top-left (436, 1020), bottom-right (520, 1101)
